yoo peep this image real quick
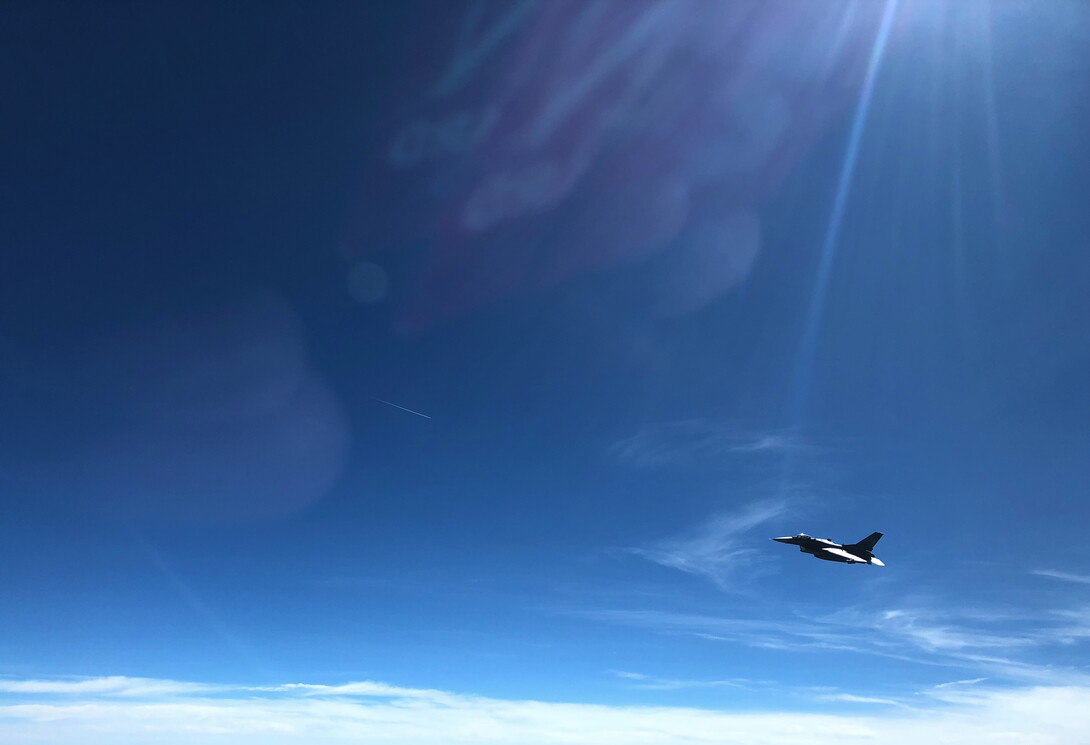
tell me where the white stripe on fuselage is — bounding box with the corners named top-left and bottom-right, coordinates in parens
top-left (822, 547), bottom-right (868, 563)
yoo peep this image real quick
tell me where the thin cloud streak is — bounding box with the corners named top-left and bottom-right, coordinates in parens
top-left (815, 693), bottom-right (914, 709)
top-left (611, 671), bottom-right (748, 691)
top-left (0, 677), bottom-right (216, 697)
top-left (1032, 569), bottom-right (1090, 585)
top-left (933, 678), bottom-right (987, 689)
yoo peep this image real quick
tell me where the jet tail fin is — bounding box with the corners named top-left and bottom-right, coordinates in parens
top-left (851, 532), bottom-right (883, 552)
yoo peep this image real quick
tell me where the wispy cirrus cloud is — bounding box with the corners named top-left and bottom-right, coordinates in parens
top-left (3, 675), bottom-right (1090, 744)
top-left (580, 603), bottom-right (1090, 686)
top-left (610, 420), bottom-right (806, 469)
top-left (626, 499), bottom-right (791, 589)
top-left (869, 609), bottom-right (1039, 654)
top-left (582, 608), bottom-right (877, 657)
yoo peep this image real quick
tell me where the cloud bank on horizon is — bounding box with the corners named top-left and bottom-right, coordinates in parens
top-left (2, 675), bottom-right (1090, 745)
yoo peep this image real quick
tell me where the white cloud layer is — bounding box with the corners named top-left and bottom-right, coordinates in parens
top-left (2, 676), bottom-right (1090, 744)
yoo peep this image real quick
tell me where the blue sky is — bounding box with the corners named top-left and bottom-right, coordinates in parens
top-left (2, 1), bottom-right (1090, 742)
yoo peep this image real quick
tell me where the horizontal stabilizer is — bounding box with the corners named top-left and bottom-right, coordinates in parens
top-left (869, 557), bottom-right (884, 566)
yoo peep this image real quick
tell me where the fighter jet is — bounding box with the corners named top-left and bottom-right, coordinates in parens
top-left (773, 532), bottom-right (884, 566)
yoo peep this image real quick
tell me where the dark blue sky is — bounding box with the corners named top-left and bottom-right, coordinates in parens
top-left (2, 2), bottom-right (1089, 742)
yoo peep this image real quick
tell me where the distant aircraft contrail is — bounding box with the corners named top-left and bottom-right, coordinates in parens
top-left (372, 397), bottom-right (432, 419)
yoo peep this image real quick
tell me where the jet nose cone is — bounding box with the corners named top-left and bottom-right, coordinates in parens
top-left (772, 536), bottom-right (794, 543)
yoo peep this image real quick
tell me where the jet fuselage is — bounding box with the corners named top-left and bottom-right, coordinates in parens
top-left (772, 533), bottom-right (884, 566)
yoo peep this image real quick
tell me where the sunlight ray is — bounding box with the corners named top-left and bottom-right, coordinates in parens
top-left (792, 0), bottom-right (901, 422)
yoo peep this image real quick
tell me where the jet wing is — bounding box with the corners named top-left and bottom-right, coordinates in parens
top-left (823, 548), bottom-right (868, 563)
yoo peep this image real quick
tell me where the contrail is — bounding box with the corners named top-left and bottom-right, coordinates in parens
top-left (372, 397), bottom-right (432, 419)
